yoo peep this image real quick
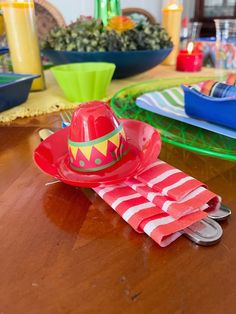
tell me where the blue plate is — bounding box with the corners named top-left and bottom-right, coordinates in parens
top-left (0, 73), bottom-right (39, 112)
top-left (42, 48), bottom-right (172, 79)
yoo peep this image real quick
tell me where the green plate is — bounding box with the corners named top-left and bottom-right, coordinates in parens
top-left (111, 77), bottom-right (236, 161)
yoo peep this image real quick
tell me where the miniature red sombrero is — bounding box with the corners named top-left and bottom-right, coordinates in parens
top-left (34, 101), bottom-right (162, 187)
top-left (68, 101), bottom-right (129, 172)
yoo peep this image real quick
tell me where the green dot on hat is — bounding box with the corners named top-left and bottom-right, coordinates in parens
top-left (95, 158), bottom-right (102, 165)
top-left (79, 160), bottom-right (85, 167)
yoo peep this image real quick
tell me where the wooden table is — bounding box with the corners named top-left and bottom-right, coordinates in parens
top-left (0, 66), bottom-right (236, 314)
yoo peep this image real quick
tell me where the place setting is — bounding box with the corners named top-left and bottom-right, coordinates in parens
top-left (2, 0), bottom-right (236, 312)
top-left (0, 0), bottom-right (233, 249)
top-left (34, 100), bottom-right (231, 247)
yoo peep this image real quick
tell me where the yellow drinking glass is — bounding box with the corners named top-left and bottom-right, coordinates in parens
top-left (0, 0), bottom-right (45, 91)
top-left (162, 0), bottom-right (183, 66)
top-left (0, 14), bottom-right (4, 36)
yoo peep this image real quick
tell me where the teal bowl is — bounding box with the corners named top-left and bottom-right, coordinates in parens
top-left (44, 48), bottom-right (172, 79)
top-left (0, 73), bottom-right (39, 112)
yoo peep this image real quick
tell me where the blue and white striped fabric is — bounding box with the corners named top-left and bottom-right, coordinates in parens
top-left (137, 87), bottom-right (187, 118)
top-left (136, 85), bottom-right (236, 139)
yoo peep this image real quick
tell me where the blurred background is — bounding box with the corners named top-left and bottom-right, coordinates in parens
top-left (42, 0), bottom-right (195, 26)
top-left (1, 0), bottom-right (236, 70)
top-left (32, 0), bottom-right (236, 39)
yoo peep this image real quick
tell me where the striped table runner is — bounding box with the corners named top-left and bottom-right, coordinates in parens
top-left (94, 160), bottom-right (221, 247)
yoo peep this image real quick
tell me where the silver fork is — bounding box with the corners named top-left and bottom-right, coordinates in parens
top-left (60, 110), bottom-right (72, 127)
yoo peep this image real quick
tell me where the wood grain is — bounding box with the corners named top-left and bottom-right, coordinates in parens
top-left (0, 66), bottom-right (236, 314)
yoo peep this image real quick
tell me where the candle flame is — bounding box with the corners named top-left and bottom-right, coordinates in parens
top-left (167, 3), bottom-right (179, 10)
top-left (187, 42), bottom-right (194, 54)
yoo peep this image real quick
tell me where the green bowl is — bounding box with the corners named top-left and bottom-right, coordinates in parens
top-left (51, 62), bottom-right (116, 102)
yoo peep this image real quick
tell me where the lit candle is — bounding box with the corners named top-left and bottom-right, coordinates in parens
top-left (176, 42), bottom-right (203, 72)
top-left (162, 0), bottom-right (183, 66)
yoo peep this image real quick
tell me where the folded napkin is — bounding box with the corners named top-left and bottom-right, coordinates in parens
top-left (94, 160), bottom-right (221, 247)
top-left (195, 73), bottom-right (236, 96)
top-left (226, 73), bottom-right (236, 85)
top-left (201, 80), bottom-right (236, 98)
top-left (137, 86), bottom-right (186, 118)
top-left (136, 84), bottom-right (203, 119)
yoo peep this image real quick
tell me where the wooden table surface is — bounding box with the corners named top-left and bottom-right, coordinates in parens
top-left (1, 66), bottom-right (236, 314)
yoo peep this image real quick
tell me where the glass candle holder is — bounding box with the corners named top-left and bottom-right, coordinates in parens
top-left (176, 42), bottom-right (203, 72)
top-left (1, 0), bottom-right (45, 91)
top-left (95, 0), bottom-right (121, 26)
top-left (162, 0), bottom-right (183, 66)
top-left (214, 19), bottom-right (236, 71)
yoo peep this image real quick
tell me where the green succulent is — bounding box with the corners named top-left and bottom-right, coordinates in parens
top-left (42, 17), bottom-right (173, 52)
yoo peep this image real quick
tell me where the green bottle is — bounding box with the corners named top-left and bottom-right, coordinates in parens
top-left (95, 0), bottom-right (121, 26)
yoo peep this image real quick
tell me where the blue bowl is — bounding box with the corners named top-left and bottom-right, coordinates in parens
top-left (43, 48), bottom-right (172, 79)
top-left (0, 47), bottom-right (9, 55)
top-left (183, 85), bottom-right (236, 130)
top-left (0, 73), bottom-right (39, 112)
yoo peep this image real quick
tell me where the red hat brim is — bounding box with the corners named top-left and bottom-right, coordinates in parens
top-left (34, 119), bottom-right (161, 187)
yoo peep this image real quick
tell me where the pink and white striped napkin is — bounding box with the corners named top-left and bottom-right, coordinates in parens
top-left (94, 160), bottom-right (221, 247)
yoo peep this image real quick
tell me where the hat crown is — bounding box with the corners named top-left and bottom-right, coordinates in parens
top-left (68, 101), bottom-right (129, 172)
top-left (69, 101), bottom-right (120, 143)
